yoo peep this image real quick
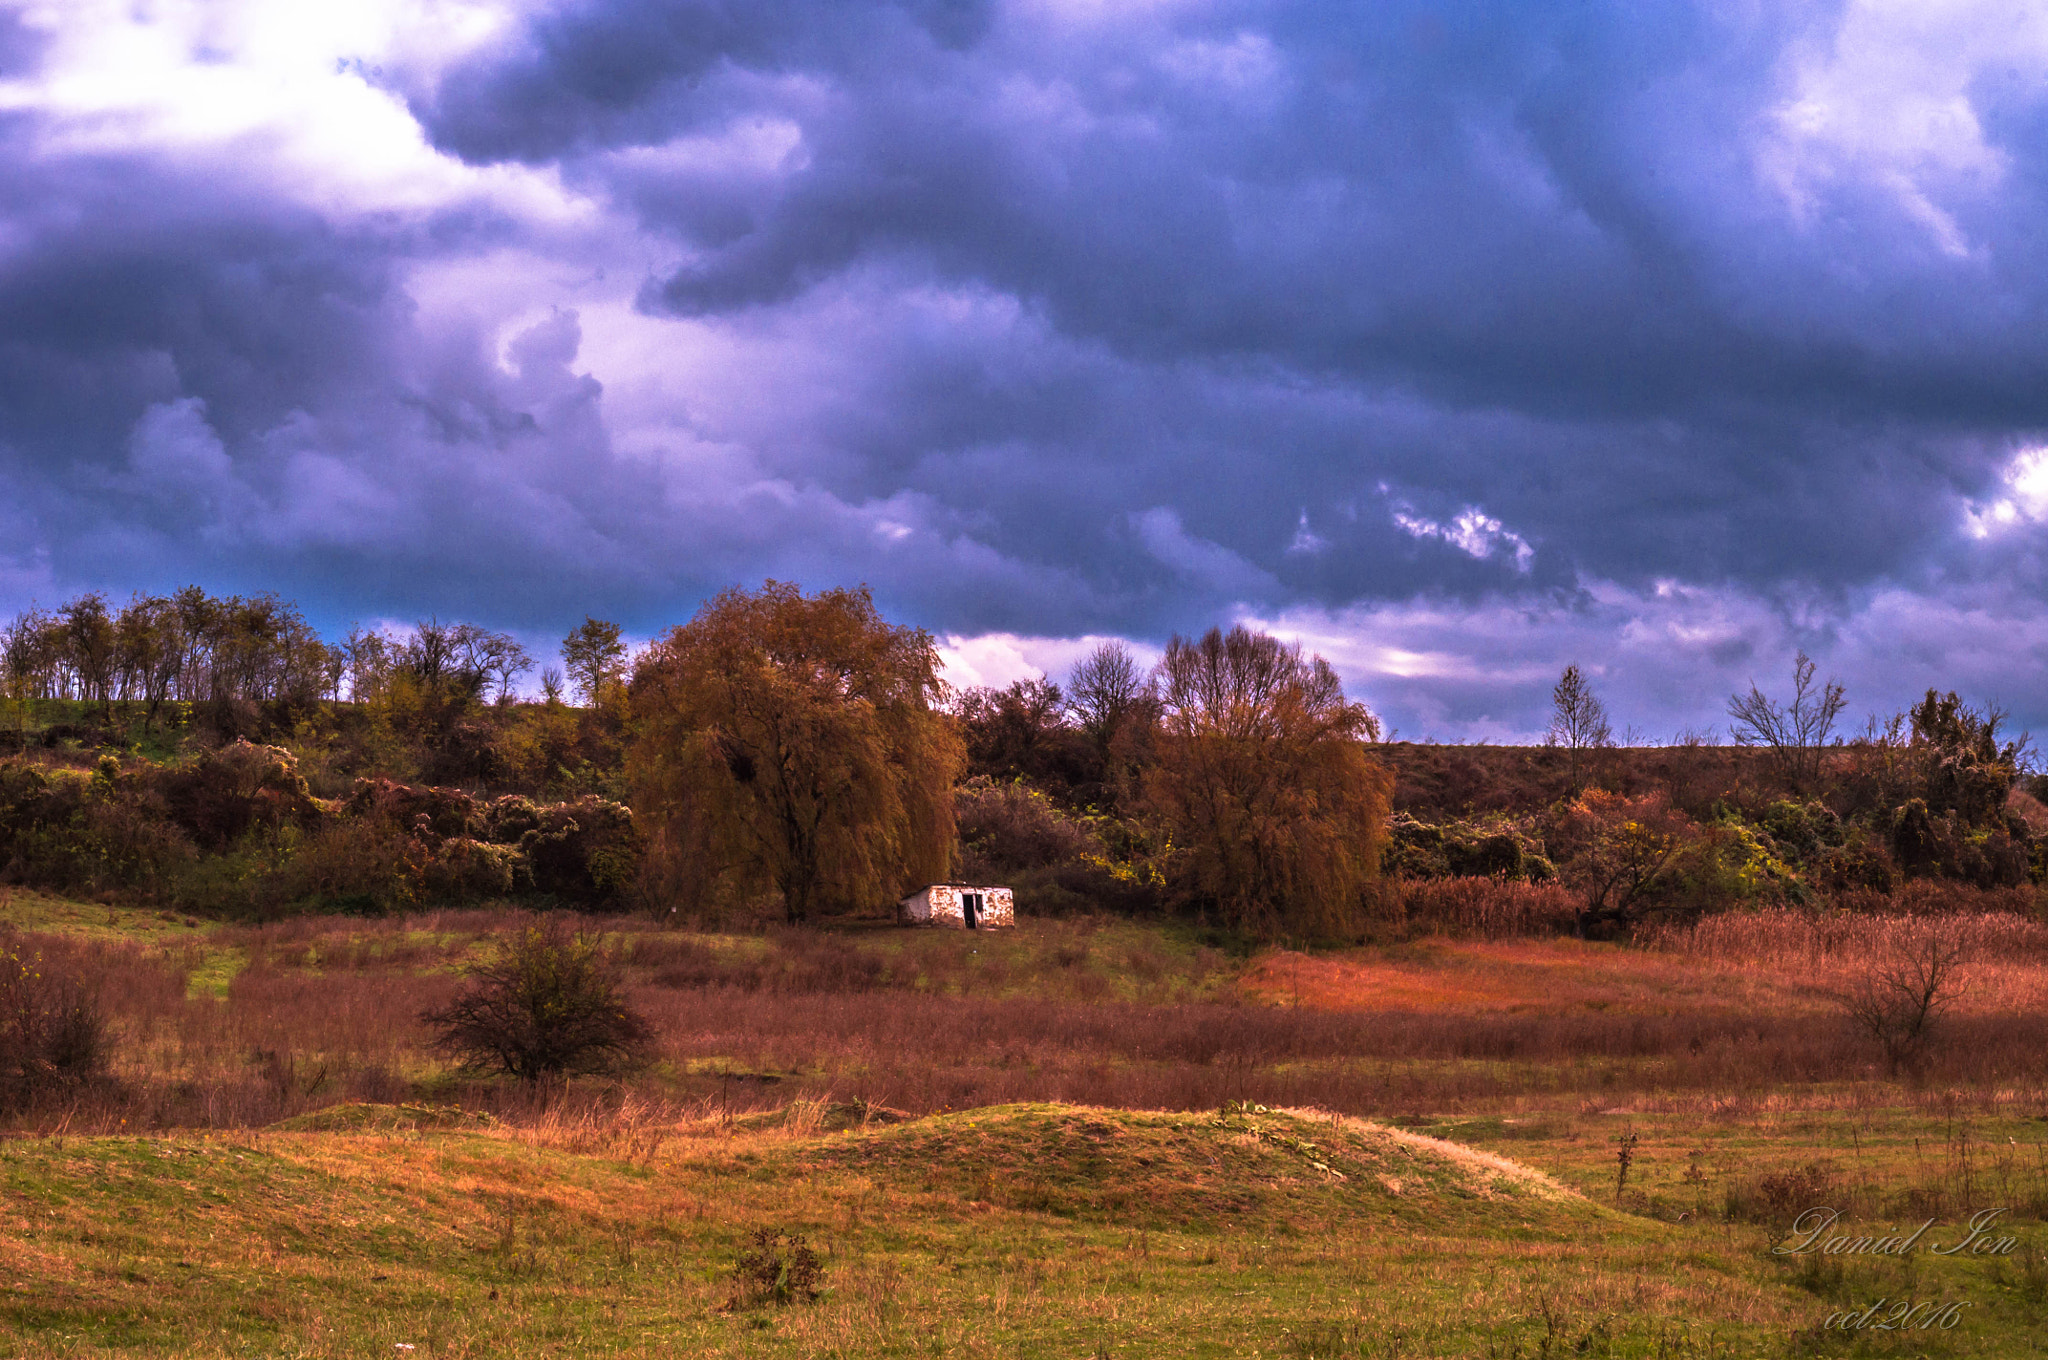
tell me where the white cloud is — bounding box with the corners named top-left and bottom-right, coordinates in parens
top-left (1155, 31), bottom-right (1284, 102)
top-left (1133, 506), bottom-right (1278, 598)
top-left (2, 0), bottom-right (578, 221)
top-left (937, 631), bottom-right (1159, 692)
top-left (1285, 510), bottom-right (1327, 556)
top-left (1758, 0), bottom-right (2048, 256)
top-left (1962, 445), bottom-right (2048, 538)
top-left (1390, 503), bottom-right (1535, 572)
top-left (1236, 573), bottom-right (2048, 743)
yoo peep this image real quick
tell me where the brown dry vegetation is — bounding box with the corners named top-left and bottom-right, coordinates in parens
top-left (1379, 740), bottom-right (1780, 817)
top-left (8, 883), bottom-right (2048, 1139)
top-left (9, 886), bottom-right (2048, 1356)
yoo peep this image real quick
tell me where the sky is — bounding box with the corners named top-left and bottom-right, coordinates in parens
top-left (3, 0), bottom-right (2048, 741)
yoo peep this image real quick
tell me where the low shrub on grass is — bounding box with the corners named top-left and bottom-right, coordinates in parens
top-left (0, 930), bottom-right (111, 1112)
top-left (420, 918), bottom-right (652, 1085)
top-left (733, 1227), bottom-right (824, 1306)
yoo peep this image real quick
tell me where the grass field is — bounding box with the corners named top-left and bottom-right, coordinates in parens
top-left (5, 889), bottom-right (2048, 1356)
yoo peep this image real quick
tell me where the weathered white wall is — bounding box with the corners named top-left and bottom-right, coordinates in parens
top-left (897, 884), bottom-right (1015, 928)
top-left (977, 886), bottom-right (1016, 928)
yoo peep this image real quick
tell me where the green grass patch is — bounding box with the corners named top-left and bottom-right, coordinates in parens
top-left (0, 892), bottom-right (215, 945)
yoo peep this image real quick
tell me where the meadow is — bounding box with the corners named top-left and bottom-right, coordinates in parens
top-left (5, 887), bottom-right (2048, 1357)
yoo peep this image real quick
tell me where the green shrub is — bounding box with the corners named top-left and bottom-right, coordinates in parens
top-left (519, 797), bottom-right (641, 906)
top-left (1381, 812), bottom-right (1555, 884)
top-left (154, 740), bottom-right (322, 850)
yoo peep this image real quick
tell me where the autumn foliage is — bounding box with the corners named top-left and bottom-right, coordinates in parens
top-left (628, 582), bottom-right (965, 923)
top-left (1141, 626), bottom-right (1390, 940)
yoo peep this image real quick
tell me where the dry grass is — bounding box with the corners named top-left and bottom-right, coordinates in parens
top-left (1373, 876), bottom-right (1582, 939)
top-left (1643, 905), bottom-right (2048, 968)
top-left (1644, 907), bottom-right (2048, 1021)
top-left (1, 1101), bottom-right (1860, 1359)
top-left (11, 887), bottom-right (2048, 1354)
top-left (7, 894), bottom-right (2048, 1141)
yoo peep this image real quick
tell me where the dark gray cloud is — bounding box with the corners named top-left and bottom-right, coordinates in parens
top-left (4, 0), bottom-right (2048, 735)
top-left (412, 0), bottom-right (2048, 588)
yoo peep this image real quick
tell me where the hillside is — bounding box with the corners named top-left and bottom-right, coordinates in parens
top-left (0, 1103), bottom-right (1780, 1358)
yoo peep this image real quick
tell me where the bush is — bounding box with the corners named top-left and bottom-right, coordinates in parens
top-left (420, 919), bottom-right (651, 1084)
top-left (155, 740), bottom-right (322, 851)
top-left (344, 778), bottom-right (482, 840)
top-left (0, 933), bottom-right (111, 1112)
top-left (519, 797), bottom-right (641, 906)
top-left (253, 818), bottom-right (422, 917)
top-left (1835, 933), bottom-right (1966, 1076)
top-left (733, 1227), bottom-right (824, 1305)
top-left (1381, 812), bottom-right (1556, 883)
top-left (954, 777), bottom-right (1097, 871)
top-left (949, 777), bottom-right (1167, 916)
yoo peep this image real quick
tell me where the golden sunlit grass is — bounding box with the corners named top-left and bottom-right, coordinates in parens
top-left (7, 891), bottom-right (2048, 1354)
top-left (6, 1098), bottom-right (2045, 1357)
top-left (0, 1102), bottom-right (1842, 1359)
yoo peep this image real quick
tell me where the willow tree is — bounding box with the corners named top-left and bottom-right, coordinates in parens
top-left (628, 582), bottom-right (964, 923)
top-left (1143, 625), bottom-right (1389, 940)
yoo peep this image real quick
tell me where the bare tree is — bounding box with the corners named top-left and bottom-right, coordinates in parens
top-left (1546, 663), bottom-right (1613, 791)
top-left (1837, 933), bottom-right (1966, 1076)
top-left (1727, 651), bottom-right (1846, 791)
top-left (341, 625), bottom-right (395, 702)
top-left (382, 618), bottom-right (488, 705)
top-left (453, 626), bottom-right (533, 703)
top-left (1068, 640), bottom-right (1148, 748)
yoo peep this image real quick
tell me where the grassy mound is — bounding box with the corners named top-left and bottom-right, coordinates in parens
top-left (7, 1100), bottom-right (1962, 1357)
top-left (267, 1101), bottom-right (498, 1134)
top-left (792, 1101), bottom-right (1596, 1233)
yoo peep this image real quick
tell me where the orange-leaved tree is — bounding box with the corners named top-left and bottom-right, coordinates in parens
top-left (628, 582), bottom-right (963, 923)
top-left (1548, 789), bottom-right (1698, 938)
top-left (1142, 625), bottom-right (1388, 941)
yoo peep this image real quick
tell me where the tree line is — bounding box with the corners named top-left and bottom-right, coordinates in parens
top-left (1, 579), bottom-right (2038, 942)
top-left (626, 583), bottom-right (1394, 939)
top-left (0, 588), bottom-right (636, 718)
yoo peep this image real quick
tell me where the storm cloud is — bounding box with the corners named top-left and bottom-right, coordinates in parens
top-left (4, 0), bottom-right (2048, 737)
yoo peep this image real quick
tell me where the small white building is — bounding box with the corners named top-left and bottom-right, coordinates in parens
top-left (898, 883), bottom-right (1015, 929)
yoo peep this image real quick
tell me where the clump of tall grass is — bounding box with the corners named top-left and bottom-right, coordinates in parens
top-left (1642, 906), bottom-right (2048, 969)
top-left (1372, 877), bottom-right (1580, 940)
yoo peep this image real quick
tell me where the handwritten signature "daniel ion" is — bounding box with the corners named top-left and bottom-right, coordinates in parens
top-left (1771, 1206), bottom-right (2017, 1259)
